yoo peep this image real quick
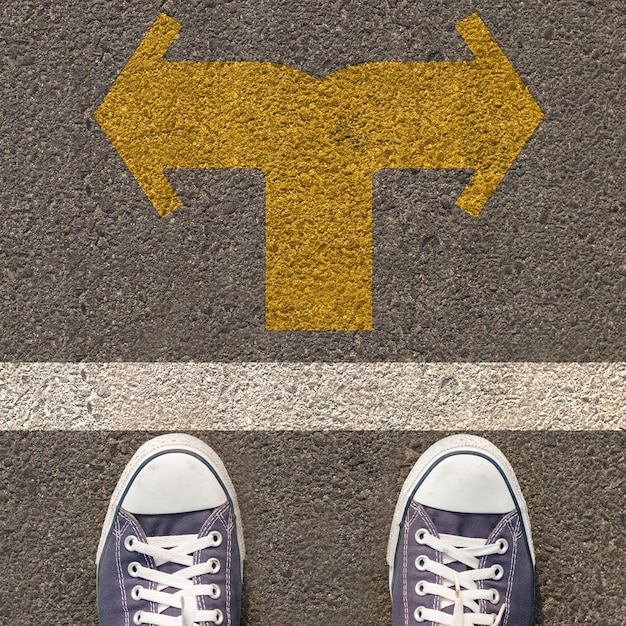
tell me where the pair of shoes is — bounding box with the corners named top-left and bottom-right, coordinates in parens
top-left (96, 434), bottom-right (534, 626)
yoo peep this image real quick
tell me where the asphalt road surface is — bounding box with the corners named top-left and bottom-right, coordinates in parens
top-left (0, 0), bottom-right (624, 360)
top-left (0, 1), bottom-right (624, 625)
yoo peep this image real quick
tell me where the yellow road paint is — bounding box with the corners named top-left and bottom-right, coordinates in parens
top-left (95, 13), bottom-right (543, 330)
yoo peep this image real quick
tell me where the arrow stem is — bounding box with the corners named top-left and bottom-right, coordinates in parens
top-left (265, 169), bottom-right (373, 330)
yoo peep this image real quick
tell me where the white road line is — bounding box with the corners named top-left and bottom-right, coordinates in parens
top-left (0, 363), bottom-right (624, 430)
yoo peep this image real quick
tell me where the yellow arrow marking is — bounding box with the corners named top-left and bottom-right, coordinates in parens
top-left (95, 12), bottom-right (543, 331)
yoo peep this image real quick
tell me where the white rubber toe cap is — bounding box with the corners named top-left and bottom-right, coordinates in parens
top-left (387, 435), bottom-right (535, 575)
top-left (413, 452), bottom-right (515, 514)
top-left (122, 451), bottom-right (228, 515)
top-left (97, 434), bottom-right (246, 566)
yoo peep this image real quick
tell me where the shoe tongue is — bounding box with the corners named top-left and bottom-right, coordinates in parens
top-left (134, 508), bottom-right (211, 538)
top-left (423, 505), bottom-right (503, 540)
top-left (134, 508), bottom-right (213, 617)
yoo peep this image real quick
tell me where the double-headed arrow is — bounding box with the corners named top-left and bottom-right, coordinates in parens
top-left (95, 13), bottom-right (543, 330)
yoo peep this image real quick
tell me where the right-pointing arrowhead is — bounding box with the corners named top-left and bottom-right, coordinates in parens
top-left (455, 14), bottom-right (544, 216)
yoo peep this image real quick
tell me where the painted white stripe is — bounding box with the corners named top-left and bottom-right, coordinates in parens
top-left (0, 363), bottom-right (624, 430)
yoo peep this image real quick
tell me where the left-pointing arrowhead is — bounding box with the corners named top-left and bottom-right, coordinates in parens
top-left (95, 14), bottom-right (184, 217)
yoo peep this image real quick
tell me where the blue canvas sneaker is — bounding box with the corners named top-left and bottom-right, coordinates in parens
top-left (387, 435), bottom-right (535, 626)
top-left (96, 434), bottom-right (244, 626)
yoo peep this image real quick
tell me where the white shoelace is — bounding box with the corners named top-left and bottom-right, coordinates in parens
top-left (125, 531), bottom-right (225, 626)
top-left (412, 529), bottom-right (508, 626)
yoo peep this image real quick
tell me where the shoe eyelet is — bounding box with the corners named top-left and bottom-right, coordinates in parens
top-left (496, 538), bottom-right (509, 554)
top-left (131, 585), bottom-right (143, 601)
top-left (490, 589), bottom-right (500, 604)
top-left (491, 564), bottom-right (504, 580)
top-left (414, 529), bottom-right (428, 545)
top-left (128, 562), bottom-right (141, 577)
top-left (414, 555), bottom-right (428, 571)
top-left (207, 557), bottom-right (221, 574)
top-left (415, 580), bottom-right (427, 596)
top-left (213, 608), bottom-right (224, 625)
top-left (413, 606), bottom-right (426, 622)
top-left (209, 531), bottom-right (223, 547)
top-left (133, 610), bottom-right (143, 625)
top-left (208, 583), bottom-right (221, 599)
top-left (124, 535), bottom-right (137, 552)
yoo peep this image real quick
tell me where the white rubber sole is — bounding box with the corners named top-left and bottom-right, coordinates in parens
top-left (95, 433), bottom-right (245, 570)
top-left (386, 434), bottom-right (534, 590)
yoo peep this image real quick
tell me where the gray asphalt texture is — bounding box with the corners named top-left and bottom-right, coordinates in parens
top-left (1, 432), bottom-right (624, 625)
top-left (1, 0), bottom-right (624, 360)
top-left (1, 2), bottom-right (625, 625)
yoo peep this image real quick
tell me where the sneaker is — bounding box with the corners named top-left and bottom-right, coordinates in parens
top-left (387, 435), bottom-right (534, 626)
top-left (96, 434), bottom-right (245, 626)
